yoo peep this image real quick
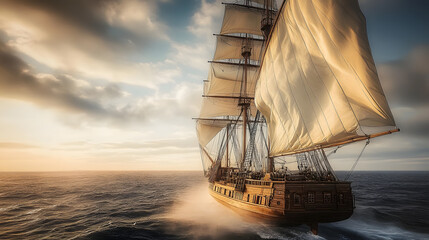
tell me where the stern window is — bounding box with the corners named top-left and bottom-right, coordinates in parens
top-left (339, 193), bottom-right (344, 204)
top-left (308, 192), bottom-right (315, 204)
top-left (294, 193), bottom-right (301, 205)
top-left (324, 192), bottom-right (332, 203)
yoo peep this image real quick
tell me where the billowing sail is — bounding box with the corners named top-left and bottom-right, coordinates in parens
top-left (255, 0), bottom-right (396, 157)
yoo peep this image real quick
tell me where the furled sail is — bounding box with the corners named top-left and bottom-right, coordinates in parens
top-left (255, 0), bottom-right (397, 157)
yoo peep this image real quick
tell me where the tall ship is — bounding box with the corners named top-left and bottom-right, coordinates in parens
top-left (195, 0), bottom-right (398, 234)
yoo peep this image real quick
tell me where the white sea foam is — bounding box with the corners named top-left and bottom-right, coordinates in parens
top-left (166, 182), bottom-right (319, 239)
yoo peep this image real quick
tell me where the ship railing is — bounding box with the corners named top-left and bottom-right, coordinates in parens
top-left (245, 179), bottom-right (271, 186)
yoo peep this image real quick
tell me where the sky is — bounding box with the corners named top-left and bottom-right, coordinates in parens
top-left (0, 0), bottom-right (428, 172)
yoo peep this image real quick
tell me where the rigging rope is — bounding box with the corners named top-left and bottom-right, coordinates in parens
top-left (326, 145), bottom-right (342, 157)
top-left (344, 139), bottom-right (370, 181)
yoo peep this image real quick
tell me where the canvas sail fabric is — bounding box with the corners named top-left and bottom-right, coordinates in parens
top-left (196, 119), bottom-right (229, 147)
top-left (205, 62), bottom-right (259, 97)
top-left (214, 35), bottom-right (264, 61)
top-left (221, 4), bottom-right (264, 36)
top-left (255, 0), bottom-right (396, 157)
top-left (199, 97), bottom-right (257, 118)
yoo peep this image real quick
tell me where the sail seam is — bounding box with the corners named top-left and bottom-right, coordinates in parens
top-left (290, 1), bottom-right (343, 139)
top-left (301, 0), bottom-right (361, 135)
top-left (261, 47), bottom-right (293, 153)
top-left (287, 2), bottom-right (334, 141)
top-left (269, 20), bottom-right (305, 151)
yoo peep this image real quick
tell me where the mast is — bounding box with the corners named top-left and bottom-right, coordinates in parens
top-left (262, 0), bottom-right (274, 172)
top-left (226, 123), bottom-right (229, 168)
top-left (261, 0), bottom-right (273, 39)
top-left (197, 0), bottom-right (276, 178)
top-left (240, 36), bottom-right (251, 170)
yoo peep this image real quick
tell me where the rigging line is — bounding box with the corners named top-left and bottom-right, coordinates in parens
top-left (326, 145), bottom-right (342, 157)
top-left (344, 139), bottom-right (370, 181)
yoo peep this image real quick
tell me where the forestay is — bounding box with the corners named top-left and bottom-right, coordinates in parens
top-left (255, 0), bottom-right (396, 157)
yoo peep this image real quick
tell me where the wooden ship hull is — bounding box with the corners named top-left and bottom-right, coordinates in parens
top-left (209, 180), bottom-right (353, 222)
top-left (207, 169), bottom-right (354, 233)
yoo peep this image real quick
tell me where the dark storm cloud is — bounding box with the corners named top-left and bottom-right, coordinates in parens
top-left (0, 0), bottom-right (164, 51)
top-left (378, 45), bottom-right (429, 107)
top-left (0, 0), bottom-right (171, 87)
top-left (0, 41), bottom-right (137, 123)
top-left (377, 45), bottom-right (429, 138)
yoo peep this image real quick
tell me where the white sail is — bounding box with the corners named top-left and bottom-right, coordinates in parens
top-left (196, 119), bottom-right (228, 147)
top-left (205, 62), bottom-right (259, 97)
top-left (221, 4), bottom-right (264, 36)
top-left (255, 0), bottom-right (396, 156)
top-left (199, 97), bottom-right (257, 118)
top-left (213, 35), bottom-right (264, 62)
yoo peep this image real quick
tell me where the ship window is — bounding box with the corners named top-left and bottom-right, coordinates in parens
top-left (308, 192), bottom-right (315, 204)
top-left (324, 192), bottom-right (331, 203)
top-left (224, 189), bottom-right (226, 195)
top-left (247, 194), bottom-right (250, 202)
top-left (339, 193), bottom-right (344, 204)
top-left (277, 201), bottom-right (281, 205)
top-left (294, 193), bottom-right (301, 205)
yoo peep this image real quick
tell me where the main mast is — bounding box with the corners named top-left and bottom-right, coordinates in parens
top-left (262, 0), bottom-right (274, 173)
top-left (196, 0), bottom-right (277, 179)
top-left (239, 37), bottom-right (251, 170)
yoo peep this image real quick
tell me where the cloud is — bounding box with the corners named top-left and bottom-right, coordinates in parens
top-left (170, 0), bottom-right (223, 71)
top-left (187, 0), bottom-right (223, 38)
top-left (376, 45), bottom-right (429, 138)
top-left (0, 40), bottom-right (201, 127)
top-left (0, 142), bottom-right (38, 149)
top-left (378, 45), bottom-right (429, 107)
top-left (0, 0), bottom-right (174, 87)
top-left (0, 41), bottom-right (136, 124)
top-left (104, 137), bottom-right (197, 150)
top-left (358, 0), bottom-right (403, 9)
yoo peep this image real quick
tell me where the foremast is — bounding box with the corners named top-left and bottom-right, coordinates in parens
top-left (196, 0), bottom-right (277, 180)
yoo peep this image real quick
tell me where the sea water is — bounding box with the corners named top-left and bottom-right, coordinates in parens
top-left (0, 171), bottom-right (427, 240)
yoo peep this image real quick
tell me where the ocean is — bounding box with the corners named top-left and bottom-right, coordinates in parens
top-left (0, 171), bottom-right (427, 240)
